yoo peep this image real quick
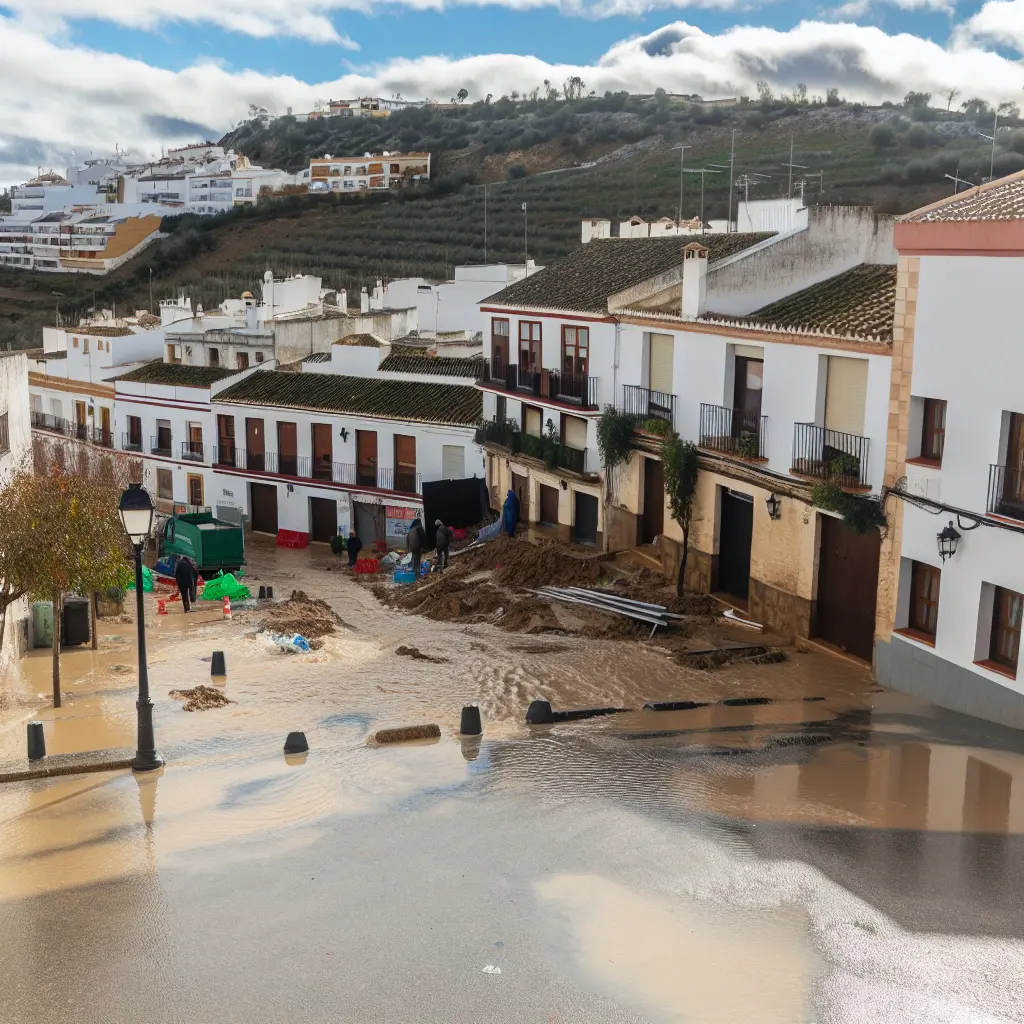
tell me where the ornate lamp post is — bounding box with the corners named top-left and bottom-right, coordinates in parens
top-left (118, 483), bottom-right (163, 772)
top-left (937, 520), bottom-right (961, 563)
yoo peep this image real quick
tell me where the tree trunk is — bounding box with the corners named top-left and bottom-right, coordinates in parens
top-left (676, 521), bottom-right (691, 597)
top-left (90, 592), bottom-right (99, 651)
top-left (51, 590), bottom-right (62, 709)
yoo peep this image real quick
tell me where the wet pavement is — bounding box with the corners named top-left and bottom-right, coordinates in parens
top-left (1, 537), bottom-right (1023, 1023)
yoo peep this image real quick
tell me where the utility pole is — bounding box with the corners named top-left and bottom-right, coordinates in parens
top-left (149, 267), bottom-right (154, 313)
top-left (483, 184), bottom-right (488, 264)
top-left (522, 202), bottom-right (528, 272)
top-left (781, 134), bottom-right (806, 200)
top-left (727, 130), bottom-right (736, 232)
top-left (673, 143), bottom-right (691, 225)
top-left (682, 168), bottom-right (721, 230)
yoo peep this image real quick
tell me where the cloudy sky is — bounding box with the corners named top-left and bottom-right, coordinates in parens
top-left (2, 0), bottom-right (1024, 185)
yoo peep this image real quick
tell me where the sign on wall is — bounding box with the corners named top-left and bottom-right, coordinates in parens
top-left (385, 504), bottom-right (421, 539)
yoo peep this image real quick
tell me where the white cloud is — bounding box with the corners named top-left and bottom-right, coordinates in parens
top-left (3, 15), bottom-right (1024, 185)
top-left (958, 0), bottom-right (1024, 53)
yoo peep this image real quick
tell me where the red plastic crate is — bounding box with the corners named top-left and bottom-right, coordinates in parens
top-left (276, 529), bottom-right (309, 549)
top-left (354, 558), bottom-right (380, 575)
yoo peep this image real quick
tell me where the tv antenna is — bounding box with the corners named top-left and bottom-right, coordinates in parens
top-left (672, 143), bottom-right (691, 225)
top-left (682, 167), bottom-right (722, 229)
top-left (944, 171), bottom-right (975, 194)
top-left (781, 135), bottom-right (807, 199)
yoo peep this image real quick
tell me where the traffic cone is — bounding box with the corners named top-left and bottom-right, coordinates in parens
top-left (157, 599), bottom-right (168, 616)
top-left (223, 596), bottom-right (232, 620)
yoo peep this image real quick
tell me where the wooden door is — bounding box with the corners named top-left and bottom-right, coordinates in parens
top-left (733, 356), bottom-right (764, 434)
top-left (309, 497), bottom-right (338, 543)
top-left (100, 407), bottom-right (111, 446)
top-left (217, 414), bottom-right (235, 466)
top-left (491, 318), bottom-right (509, 374)
top-left (511, 472), bottom-right (529, 523)
top-left (394, 434), bottom-right (417, 493)
top-left (356, 430), bottom-right (378, 487)
top-left (246, 417), bottom-right (265, 471)
top-left (539, 484), bottom-right (559, 525)
top-left (277, 421), bottom-right (297, 476)
top-left (519, 321), bottom-right (541, 372)
top-left (815, 514), bottom-right (881, 661)
top-left (187, 474), bottom-right (204, 508)
top-left (249, 482), bottom-right (278, 535)
top-left (188, 422), bottom-right (203, 461)
top-left (718, 489), bottom-right (754, 602)
top-left (1003, 413), bottom-right (1024, 504)
top-left (311, 423), bottom-right (332, 479)
top-left (642, 457), bottom-right (664, 544)
top-left (574, 492), bottom-right (598, 544)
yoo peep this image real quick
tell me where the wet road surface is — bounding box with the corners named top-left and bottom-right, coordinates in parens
top-left (1, 539), bottom-right (1022, 1023)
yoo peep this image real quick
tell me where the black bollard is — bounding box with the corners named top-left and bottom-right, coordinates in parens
top-left (258, 586), bottom-right (267, 599)
top-left (266, 586), bottom-right (274, 599)
top-left (284, 731), bottom-right (309, 754)
top-left (210, 651), bottom-right (226, 676)
top-left (27, 721), bottom-right (46, 761)
top-left (460, 705), bottom-right (482, 736)
top-left (525, 699), bottom-right (553, 725)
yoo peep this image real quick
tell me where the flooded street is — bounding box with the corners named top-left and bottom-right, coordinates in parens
top-left (1, 537), bottom-right (1022, 1023)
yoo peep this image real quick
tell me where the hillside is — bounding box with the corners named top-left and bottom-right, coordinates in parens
top-left (2, 93), bottom-right (1020, 349)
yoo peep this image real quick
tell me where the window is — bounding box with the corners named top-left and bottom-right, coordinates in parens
top-left (920, 399), bottom-right (946, 465)
top-left (72, 337), bottom-right (79, 348)
top-left (209, 347), bottom-right (219, 368)
top-left (83, 337), bottom-right (90, 354)
top-left (908, 561), bottom-right (941, 639)
top-left (187, 474), bottom-right (204, 507)
top-left (523, 404), bottom-right (543, 438)
top-left (561, 414), bottom-right (588, 452)
top-left (491, 318), bottom-right (510, 373)
top-left (255, 351), bottom-right (265, 364)
top-left (519, 321), bottom-right (542, 372)
top-left (156, 468), bottom-right (173, 500)
top-left (127, 415), bottom-right (142, 450)
top-left (496, 395), bottom-right (507, 425)
top-left (990, 586), bottom-right (1023, 674)
top-left (237, 352), bottom-right (250, 370)
top-left (0, 412), bottom-right (8, 454)
top-left (155, 419), bottom-right (172, 454)
top-left (394, 434), bottom-right (417, 493)
top-left (562, 326), bottom-right (589, 377)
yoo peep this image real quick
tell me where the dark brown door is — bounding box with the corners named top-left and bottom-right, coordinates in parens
top-left (277, 421), bottom-right (297, 476)
top-left (312, 423), bottom-right (332, 480)
top-left (733, 356), bottom-right (763, 437)
top-left (1002, 413), bottom-right (1024, 507)
top-left (539, 484), bottom-right (559, 525)
top-left (511, 472), bottom-right (529, 523)
top-left (309, 497), bottom-right (338, 543)
top-left (246, 417), bottom-right (265, 472)
top-left (815, 514), bottom-right (881, 661)
top-left (218, 414), bottom-right (235, 466)
top-left (394, 434), bottom-right (417, 493)
top-left (642, 457), bottom-right (664, 544)
top-left (717, 489), bottom-right (753, 602)
top-left (491, 318), bottom-right (509, 376)
top-left (100, 407), bottom-right (111, 445)
top-left (249, 482), bottom-right (278, 535)
top-left (574, 492), bottom-right (598, 544)
top-left (357, 430), bottom-right (378, 487)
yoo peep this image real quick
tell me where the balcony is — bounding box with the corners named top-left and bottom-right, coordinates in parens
top-left (122, 433), bottom-right (143, 453)
top-left (31, 411), bottom-right (69, 435)
top-left (72, 423), bottom-right (88, 442)
top-left (181, 440), bottom-right (205, 463)
top-left (620, 385), bottom-right (677, 431)
top-left (479, 359), bottom-right (599, 410)
top-left (791, 423), bottom-right (870, 490)
top-left (151, 435), bottom-right (173, 457)
top-left (987, 464), bottom-right (1024, 521)
top-left (699, 404), bottom-right (768, 460)
top-left (91, 428), bottom-right (113, 448)
top-left (474, 420), bottom-right (590, 476)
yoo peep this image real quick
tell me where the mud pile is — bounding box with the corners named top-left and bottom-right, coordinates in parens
top-left (395, 645), bottom-right (449, 664)
top-left (169, 685), bottom-right (233, 712)
top-left (610, 568), bottom-right (718, 616)
top-left (460, 536), bottom-right (603, 589)
top-left (260, 590), bottom-right (345, 640)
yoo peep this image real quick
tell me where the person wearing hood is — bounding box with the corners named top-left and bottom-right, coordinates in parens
top-left (407, 516), bottom-right (426, 577)
top-left (174, 555), bottom-right (197, 613)
top-left (345, 530), bottom-right (363, 567)
top-left (434, 519), bottom-right (452, 573)
top-left (502, 489), bottom-right (520, 537)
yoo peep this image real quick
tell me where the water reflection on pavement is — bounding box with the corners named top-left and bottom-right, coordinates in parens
top-left (0, 540), bottom-right (1022, 1024)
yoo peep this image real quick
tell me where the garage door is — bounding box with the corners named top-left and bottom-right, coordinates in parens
top-left (249, 482), bottom-right (278, 535)
top-left (309, 497), bottom-right (338, 543)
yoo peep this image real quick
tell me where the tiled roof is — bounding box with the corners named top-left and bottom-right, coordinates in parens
top-left (213, 370), bottom-right (482, 426)
top-left (303, 352), bottom-right (332, 363)
top-left (23, 348), bottom-right (68, 360)
top-left (71, 325), bottom-right (136, 337)
top-left (378, 348), bottom-right (483, 378)
top-left (111, 361), bottom-right (240, 387)
top-left (903, 170), bottom-right (1024, 222)
top-left (484, 235), bottom-right (774, 314)
top-left (335, 333), bottom-right (382, 347)
top-left (711, 264), bottom-right (896, 342)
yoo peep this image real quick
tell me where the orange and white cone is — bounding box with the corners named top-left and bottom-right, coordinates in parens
top-left (157, 599), bottom-right (168, 616)
top-left (223, 596), bottom-right (232, 620)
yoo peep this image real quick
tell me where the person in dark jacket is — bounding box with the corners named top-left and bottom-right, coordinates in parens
top-left (501, 489), bottom-right (520, 537)
top-left (407, 517), bottom-right (426, 577)
top-left (346, 530), bottom-right (363, 567)
top-left (174, 555), bottom-right (196, 613)
top-left (434, 519), bottom-right (452, 573)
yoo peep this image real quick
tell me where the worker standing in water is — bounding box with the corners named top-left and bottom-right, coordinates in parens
top-left (174, 555), bottom-right (196, 613)
top-left (434, 519), bottom-right (452, 573)
top-left (407, 517), bottom-right (426, 577)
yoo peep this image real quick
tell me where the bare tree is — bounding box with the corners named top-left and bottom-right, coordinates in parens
top-left (946, 87), bottom-right (960, 111)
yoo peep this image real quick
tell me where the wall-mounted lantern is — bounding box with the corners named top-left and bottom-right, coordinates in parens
top-left (765, 493), bottom-right (782, 521)
top-left (937, 520), bottom-right (961, 562)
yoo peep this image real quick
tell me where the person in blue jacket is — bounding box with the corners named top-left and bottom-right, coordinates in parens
top-left (501, 489), bottom-right (520, 537)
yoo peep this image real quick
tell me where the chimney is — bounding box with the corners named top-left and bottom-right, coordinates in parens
top-left (681, 243), bottom-right (708, 320)
top-left (360, 286), bottom-right (369, 314)
top-left (370, 280), bottom-right (383, 311)
top-left (338, 288), bottom-right (348, 311)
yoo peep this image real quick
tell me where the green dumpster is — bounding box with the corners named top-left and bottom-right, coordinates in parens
top-left (32, 601), bottom-right (53, 649)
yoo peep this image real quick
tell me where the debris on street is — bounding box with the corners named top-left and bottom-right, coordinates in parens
top-left (373, 723), bottom-right (442, 744)
top-left (395, 645), bottom-right (449, 663)
top-left (169, 686), bottom-right (234, 712)
top-left (260, 590), bottom-right (345, 640)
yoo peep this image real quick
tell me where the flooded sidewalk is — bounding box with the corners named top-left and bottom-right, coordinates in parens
top-left (0, 538), bottom-right (1022, 1023)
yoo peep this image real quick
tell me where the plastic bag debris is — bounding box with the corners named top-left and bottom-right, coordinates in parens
top-left (267, 633), bottom-right (311, 653)
top-left (481, 965), bottom-right (502, 975)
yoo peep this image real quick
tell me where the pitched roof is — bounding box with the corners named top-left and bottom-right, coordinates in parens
top-left (213, 370), bottom-right (482, 426)
top-left (902, 169), bottom-right (1024, 222)
top-left (711, 263), bottom-right (896, 342)
top-left (23, 347), bottom-right (67, 360)
top-left (484, 235), bottom-right (774, 314)
top-left (303, 352), bottom-right (332, 363)
top-left (334, 333), bottom-right (382, 347)
top-left (378, 348), bottom-right (483, 378)
top-left (111, 361), bottom-right (240, 387)
top-left (70, 325), bottom-right (136, 337)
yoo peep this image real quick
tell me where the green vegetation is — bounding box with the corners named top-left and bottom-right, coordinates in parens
top-left (662, 433), bottom-right (700, 595)
top-left (811, 482), bottom-right (888, 534)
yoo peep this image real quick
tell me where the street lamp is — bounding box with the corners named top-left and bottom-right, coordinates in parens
top-left (765, 493), bottom-right (782, 520)
top-left (937, 520), bottom-right (961, 562)
top-left (118, 483), bottom-right (163, 773)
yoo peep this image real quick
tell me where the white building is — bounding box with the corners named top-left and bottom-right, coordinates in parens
top-left (875, 172), bottom-right (1024, 729)
top-left (308, 152), bottom-right (431, 192)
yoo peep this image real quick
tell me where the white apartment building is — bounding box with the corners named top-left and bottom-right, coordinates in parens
top-left (308, 152), bottom-right (431, 192)
top-left (875, 172), bottom-right (1024, 730)
top-left (477, 222), bottom-right (898, 658)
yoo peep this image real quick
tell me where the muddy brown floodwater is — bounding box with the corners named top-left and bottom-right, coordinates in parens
top-left (0, 534), bottom-right (1022, 1024)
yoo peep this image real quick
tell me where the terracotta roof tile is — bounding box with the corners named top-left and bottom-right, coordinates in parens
top-left (213, 370), bottom-right (481, 426)
top-left (484, 235), bottom-right (774, 314)
top-left (378, 349), bottom-right (482, 378)
top-left (111, 361), bottom-right (239, 387)
top-left (903, 170), bottom-right (1024, 222)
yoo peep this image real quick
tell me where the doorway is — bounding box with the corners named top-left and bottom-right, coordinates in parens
top-left (311, 423), bottom-right (332, 480)
top-left (353, 500), bottom-right (384, 546)
top-left (99, 407), bottom-right (112, 446)
top-left (574, 492), bottom-right (598, 545)
top-left (732, 355), bottom-right (764, 438)
top-left (717, 489), bottom-right (754, 602)
top-left (815, 514), bottom-right (880, 661)
top-left (511, 472), bottom-right (529, 523)
top-left (309, 497), bottom-right (338, 543)
top-left (246, 417), bottom-right (265, 472)
top-left (249, 482), bottom-right (278, 535)
top-left (641, 457), bottom-right (665, 544)
top-left (539, 484), bottom-right (559, 526)
top-left (356, 430), bottom-right (378, 487)
top-left (277, 421), bottom-right (297, 476)
top-left (186, 474), bottom-right (204, 508)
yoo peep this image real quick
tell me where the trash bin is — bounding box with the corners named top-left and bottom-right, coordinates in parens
top-left (62, 597), bottom-right (91, 647)
top-left (31, 601), bottom-right (53, 649)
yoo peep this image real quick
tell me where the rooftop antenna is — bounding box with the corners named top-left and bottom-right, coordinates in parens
top-left (781, 134), bottom-right (807, 199)
top-left (735, 173), bottom-right (771, 205)
top-left (945, 171), bottom-right (975, 194)
top-left (976, 111), bottom-right (999, 182)
top-left (672, 143), bottom-right (691, 225)
top-left (682, 167), bottom-right (722, 229)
